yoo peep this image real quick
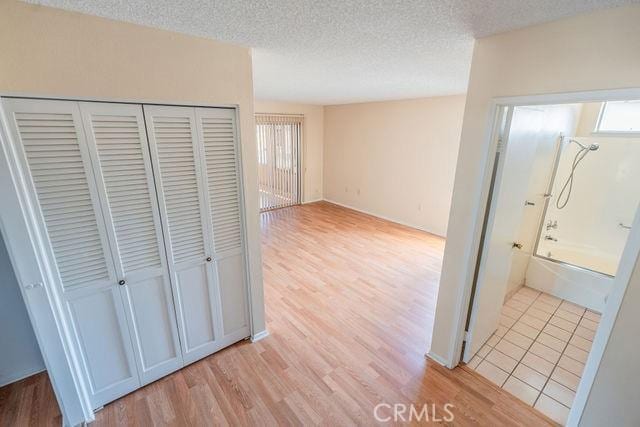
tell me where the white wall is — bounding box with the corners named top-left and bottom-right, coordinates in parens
top-left (323, 95), bottom-right (465, 237)
top-left (505, 104), bottom-right (581, 297)
top-left (429, 0), bottom-right (640, 383)
top-left (0, 1), bottom-right (264, 422)
top-left (0, 232), bottom-right (45, 386)
top-left (254, 101), bottom-right (324, 203)
top-left (537, 104), bottom-right (640, 276)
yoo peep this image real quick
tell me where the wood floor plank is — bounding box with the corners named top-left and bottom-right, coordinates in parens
top-left (0, 202), bottom-right (556, 426)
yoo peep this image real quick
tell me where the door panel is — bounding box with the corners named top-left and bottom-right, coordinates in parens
top-left (122, 276), bottom-right (180, 378)
top-left (66, 286), bottom-right (140, 406)
top-left (464, 106), bottom-right (545, 361)
top-left (174, 263), bottom-right (217, 358)
top-left (80, 102), bottom-right (183, 385)
top-left (196, 107), bottom-right (250, 340)
top-left (143, 105), bottom-right (220, 363)
top-left (216, 254), bottom-right (249, 336)
top-left (1, 98), bottom-right (139, 408)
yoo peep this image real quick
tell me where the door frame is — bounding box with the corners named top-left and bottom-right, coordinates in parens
top-left (0, 92), bottom-right (260, 424)
top-left (445, 87), bottom-right (640, 425)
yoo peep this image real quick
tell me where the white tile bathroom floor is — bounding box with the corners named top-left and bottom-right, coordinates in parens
top-left (466, 286), bottom-right (601, 425)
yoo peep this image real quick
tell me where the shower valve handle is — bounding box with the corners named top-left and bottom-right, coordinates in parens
top-left (512, 242), bottom-right (523, 249)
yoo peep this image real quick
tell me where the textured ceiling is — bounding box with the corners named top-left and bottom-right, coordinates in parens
top-left (28, 0), bottom-right (638, 104)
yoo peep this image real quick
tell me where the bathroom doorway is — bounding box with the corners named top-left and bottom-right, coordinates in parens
top-left (463, 98), bottom-right (640, 424)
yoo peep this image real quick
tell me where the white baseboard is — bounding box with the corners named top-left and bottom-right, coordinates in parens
top-left (302, 198), bottom-right (324, 204)
top-left (251, 330), bottom-right (270, 342)
top-left (0, 367), bottom-right (46, 387)
top-left (426, 351), bottom-right (452, 368)
top-left (322, 198), bottom-right (445, 238)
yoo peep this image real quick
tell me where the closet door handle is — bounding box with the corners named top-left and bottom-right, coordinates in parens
top-left (206, 257), bottom-right (212, 262)
top-left (118, 279), bottom-right (126, 286)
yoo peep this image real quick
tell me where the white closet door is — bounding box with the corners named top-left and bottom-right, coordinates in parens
top-left (143, 105), bottom-right (223, 364)
top-left (1, 98), bottom-right (140, 408)
top-left (79, 102), bottom-right (183, 384)
top-left (195, 108), bottom-right (250, 340)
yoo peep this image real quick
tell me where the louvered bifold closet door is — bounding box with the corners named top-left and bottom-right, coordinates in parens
top-left (79, 102), bottom-right (183, 385)
top-left (0, 98), bottom-right (140, 408)
top-left (143, 105), bottom-right (223, 364)
top-left (195, 107), bottom-right (250, 340)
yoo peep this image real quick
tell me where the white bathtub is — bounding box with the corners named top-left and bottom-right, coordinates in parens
top-left (525, 255), bottom-right (612, 312)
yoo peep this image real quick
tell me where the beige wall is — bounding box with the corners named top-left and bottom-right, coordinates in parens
top-left (323, 95), bottom-right (465, 237)
top-left (429, 4), bottom-right (640, 424)
top-left (0, 0), bottom-right (265, 333)
top-left (254, 101), bottom-right (324, 202)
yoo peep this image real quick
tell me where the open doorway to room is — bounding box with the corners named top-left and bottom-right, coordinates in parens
top-left (463, 99), bottom-right (640, 424)
top-left (255, 114), bottom-right (302, 211)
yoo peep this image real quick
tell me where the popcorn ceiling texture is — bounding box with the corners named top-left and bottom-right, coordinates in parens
top-left (28, 0), bottom-right (638, 104)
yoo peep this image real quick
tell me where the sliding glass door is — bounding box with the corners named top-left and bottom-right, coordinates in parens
top-left (255, 114), bottom-right (302, 211)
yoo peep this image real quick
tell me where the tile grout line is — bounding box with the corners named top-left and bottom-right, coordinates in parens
top-left (471, 289), bottom-right (539, 372)
top-left (503, 292), bottom-right (567, 402)
top-left (531, 304), bottom-right (587, 409)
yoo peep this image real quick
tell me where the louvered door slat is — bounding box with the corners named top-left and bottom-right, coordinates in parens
top-left (13, 111), bottom-right (112, 289)
top-left (86, 109), bottom-right (164, 278)
top-left (199, 115), bottom-right (243, 255)
top-left (80, 102), bottom-right (183, 396)
top-left (196, 108), bottom-right (249, 339)
top-left (152, 116), bottom-right (206, 264)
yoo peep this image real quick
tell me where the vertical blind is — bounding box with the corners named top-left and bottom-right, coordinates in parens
top-left (255, 114), bottom-right (302, 211)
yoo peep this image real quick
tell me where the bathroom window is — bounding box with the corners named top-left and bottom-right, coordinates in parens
top-left (595, 100), bottom-right (640, 133)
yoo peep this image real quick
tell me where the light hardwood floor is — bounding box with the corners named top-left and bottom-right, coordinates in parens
top-left (0, 202), bottom-right (555, 426)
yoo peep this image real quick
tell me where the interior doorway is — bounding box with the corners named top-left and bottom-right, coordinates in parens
top-left (463, 99), bottom-right (640, 424)
top-left (255, 114), bottom-right (302, 211)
